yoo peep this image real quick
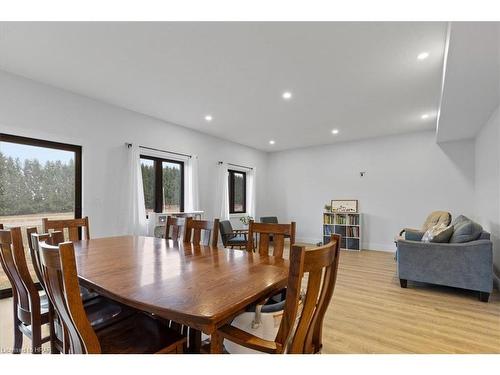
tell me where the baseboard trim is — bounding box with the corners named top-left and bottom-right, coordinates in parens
top-left (295, 237), bottom-right (396, 252)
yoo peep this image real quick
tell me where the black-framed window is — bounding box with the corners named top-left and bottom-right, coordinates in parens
top-left (0, 133), bottom-right (82, 298)
top-left (140, 155), bottom-right (184, 213)
top-left (228, 169), bottom-right (246, 214)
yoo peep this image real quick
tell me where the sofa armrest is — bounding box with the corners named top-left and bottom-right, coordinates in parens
top-left (403, 229), bottom-right (425, 241)
top-left (396, 239), bottom-right (493, 293)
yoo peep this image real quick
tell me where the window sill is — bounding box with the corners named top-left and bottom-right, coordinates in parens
top-left (229, 213), bottom-right (248, 218)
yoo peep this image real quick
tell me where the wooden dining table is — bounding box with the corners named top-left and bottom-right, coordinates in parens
top-left (73, 235), bottom-right (289, 353)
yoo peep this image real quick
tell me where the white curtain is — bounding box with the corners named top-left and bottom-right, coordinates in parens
top-left (186, 155), bottom-right (200, 212)
top-left (125, 144), bottom-right (148, 235)
top-left (247, 167), bottom-right (256, 219)
top-left (216, 162), bottom-right (230, 220)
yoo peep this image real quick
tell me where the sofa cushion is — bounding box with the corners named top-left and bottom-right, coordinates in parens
top-left (450, 214), bottom-right (468, 227)
top-left (430, 225), bottom-right (454, 243)
top-left (421, 223), bottom-right (453, 243)
top-left (422, 211), bottom-right (452, 232)
top-left (449, 215), bottom-right (483, 243)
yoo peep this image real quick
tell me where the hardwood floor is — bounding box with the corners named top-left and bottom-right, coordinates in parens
top-left (321, 250), bottom-right (500, 353)
top-left (0, 248), bottom-right (498, 354)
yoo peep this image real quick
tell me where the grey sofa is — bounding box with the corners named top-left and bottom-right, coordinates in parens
top-left (397, 230), bottom-right (493, 302)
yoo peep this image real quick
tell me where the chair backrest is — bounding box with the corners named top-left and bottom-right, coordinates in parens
top-left (184, 218), bottom-right (220, 247)
top-left (219, 220), bottom-right (234, 246)
top-left (246, 220), bottom-right (296, 259)
top-left (164, 216), bottom-right (186, 241)
top-left (260, 216), bottom-right (279, 224)
top-left (39, 240), bottom-right (101, 354)
top-left (42, 216), bottom-right (90, 242)
top-left (0, 226), bottom-right (40, 325)
top-left (276, 234), bottom-right (341, 354)
top-left (28, 229), bottom-right (64, 289)
top-left (26, 226), bottom-right (45, 287)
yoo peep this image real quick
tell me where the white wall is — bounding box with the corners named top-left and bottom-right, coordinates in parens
top-left (0, 70), bottom-right (268, 237)
top-left (265, 131), bottom-right (475, 251)
top-left (474, 106), bottom-right (500, 279)
top-left (0, 68), bottom-right (487, 256)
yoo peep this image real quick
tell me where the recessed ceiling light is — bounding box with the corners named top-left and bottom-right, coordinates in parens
top-left (204, 115), bottom-right (213, 122)
top-left (331, 129), bottom-right (339, 135)
top-left (421, 114), bottom-right (429, 120)
top-left (269, 140), bottom-right (275, 145)
top-left (282, 91), bottom-right (292, 100)
top-left (417, 52), bottom-right (429, 60)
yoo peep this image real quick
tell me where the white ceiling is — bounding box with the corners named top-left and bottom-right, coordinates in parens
top-left (437, 22), bottom-right (500, 142)
top-left (0, 22), bottom-right (448, 151)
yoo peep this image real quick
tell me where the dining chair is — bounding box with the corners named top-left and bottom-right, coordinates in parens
top-left (219, 220), bottom-right (248, 249)
top-left (259, 216), bottom-right (291, 241)
top-left (38, 240), bottom-right (186, 354)
top-left (26, 227), bottom-right (64, 290)
top-left (164, 216), bottom-right (186, 241)
top-left (246, 220), bottom-right (296, 259)
top-left (0, 226), bottom-right (59, 354)
top-left (184, 217), bottom-right (220, 247)
top-left (42, 216), bottom-right (90, 241)
top-left (31, 229), bottom-right (142, 353)
top-left (216, 234), bottom-right (341, 354)
top-left (41, 218), bottom-right (99, 301)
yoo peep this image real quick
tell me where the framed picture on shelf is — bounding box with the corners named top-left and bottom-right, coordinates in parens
top-left (331, 199), bottom-right (358, 213)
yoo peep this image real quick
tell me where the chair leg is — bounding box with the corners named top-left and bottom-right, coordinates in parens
top-left (479, 292), bottom-right (490, 302)
top-left (188, 328), bottom-right (201, 353)
top-left (31, 324), bottom-right (42, 354)
top-left (13, 326), bottom-right (23, 354)
top-left (49, 305), bottom-right (60, 354)
top-left (399, 279), bottom-right (407, 288)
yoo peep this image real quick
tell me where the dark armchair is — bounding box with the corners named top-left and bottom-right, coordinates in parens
top-left (219, 220), bottom-right (248, 249)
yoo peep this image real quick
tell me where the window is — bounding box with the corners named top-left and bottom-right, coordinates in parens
top-left (228, 169), bottom-right (246, 214)
top-left (140, 155), bottom-right (184, 213)
top-left (0, 133), bottom-right (82, 297)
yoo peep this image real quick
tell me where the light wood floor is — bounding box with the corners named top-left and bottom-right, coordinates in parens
top-left (322, 250), bottom-right (500, 353)
top-left (1, 249), bottom-right (499, 354)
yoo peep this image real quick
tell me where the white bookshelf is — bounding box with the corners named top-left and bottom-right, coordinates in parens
top-left (323, 212), bottom-right (362, 251)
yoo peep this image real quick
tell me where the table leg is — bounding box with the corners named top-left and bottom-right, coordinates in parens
top-left (209, 331), bottom-right (223, 354)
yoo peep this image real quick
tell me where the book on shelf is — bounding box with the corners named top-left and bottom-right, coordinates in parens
top-left (347, 215), bottom-right (359, 225)
top-left (346, 226), bottom-right (359, 237)
top-left (323, 214), bottom-right (334, 224)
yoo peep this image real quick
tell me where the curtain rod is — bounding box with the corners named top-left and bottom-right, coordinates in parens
top-left (218, 161), bottom-right (253, 170)
top-left (126, 143), bottom-right (192, 158)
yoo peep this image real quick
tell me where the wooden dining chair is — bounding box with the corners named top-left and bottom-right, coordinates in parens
top-left (29, 228), bottom-right (94, 300)
top-left (30, 229), bottom-right (142, 353)
top-left (42, 216), bottom-right (90, 241)
top-left (216, 234), bottom-right (341, 354)
top-left (26, 227), bottom-right (64, 289)
top-left (164, 216), bottom-right (186, 241)
top-left (246, 220), bottom-right (296, 259)
top-left (41, 218), bottom-right (100, 301)
top-left (184, 217), bottom-right (220, 247)
top-left (38, 240), bottom-right (186, 354)
top-left (0, 226), bottom-right (60, 354)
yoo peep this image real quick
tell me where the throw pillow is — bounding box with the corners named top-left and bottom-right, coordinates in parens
top-left (449, 216), bottom-right (483, 243)
top-left (430, 225), bottom-right (454, 243)
top-left (422, 223), bottom-right (449, 243)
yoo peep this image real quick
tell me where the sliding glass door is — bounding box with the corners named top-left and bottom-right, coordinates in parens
top-left (0, 134), bottom-right (82, 297)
